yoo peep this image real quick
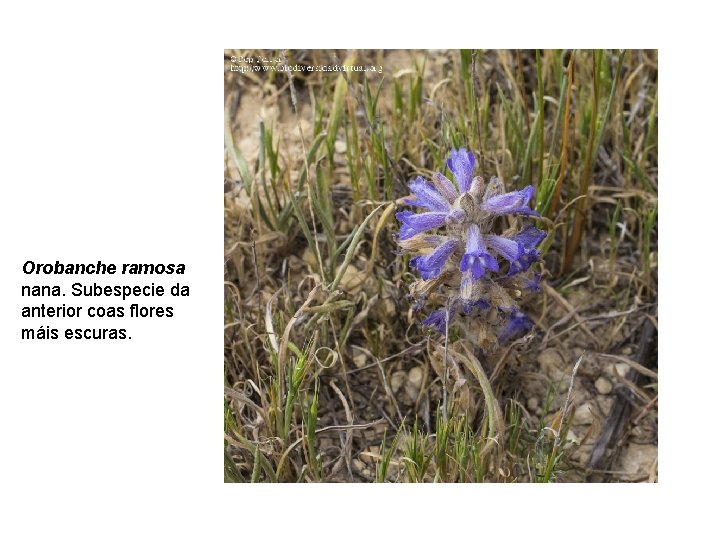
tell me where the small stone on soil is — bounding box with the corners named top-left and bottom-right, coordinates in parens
top-left (405, 367), bottom-right (423, 401)
top-left (390, 371), bottom-right (406, 394)
top-left (527, 397), bottom-right (539, 412)
top-left (574, 402), bottom-right (594, 425)
top-left (618, 442), bottom-right (658, 479)
top-left (595, 377), bottom-right (613, 395)
top-left (352, 352), bottom-right (368, 369)
top-left (597, 396), bottom-right (614, 416)
top-left (614, 363), bottom-right (630, 378)
top-left (538, 348), bottom-right (565, 378)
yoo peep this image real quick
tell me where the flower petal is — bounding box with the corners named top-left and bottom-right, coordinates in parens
top-left (446, 148), bottom-right (476, 193)
top-left (506, 226), bottom-right (546, 275)
top-left (407, 177), bottom-right (451, 211)
top-left (481, 185), bottom-right (540, 217)
top-left (485, 235), bottom-right (523, 263)
top-left (465, 223), bottom-right (482, 252)
top-left (460, 253), bottom-right (499, 279)
top-left (410, 239), bottom-right (459, 279)
top-left (508, 251), bottom-right (540, 276)
top-left (512, 226), bottom-right (546, 250)
top-left (459, 224), bottom-right (499, 279)
top-left (396, 210), bottom-right (448, 240)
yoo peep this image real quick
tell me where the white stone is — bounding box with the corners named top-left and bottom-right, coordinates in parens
top-left (575, 402), bottom-right (594, 425)
top-left (352, 352), bottom-right (368, 369)
top-left (405, 366), bottom-right (424, 400)
top-left (595, 377), bottom-right (613, 395)
top-left (390, 371), bottom-right (406, 394)
top-left (614, 363), bottom-right (630, 378)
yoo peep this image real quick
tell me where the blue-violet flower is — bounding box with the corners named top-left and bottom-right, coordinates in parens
top-left (397, 147), bottom-right (546, 348)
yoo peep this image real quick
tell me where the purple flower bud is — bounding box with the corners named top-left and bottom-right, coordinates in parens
top-left (499, 311), bottom-right (534, 343)
top-left (410, 239), bottom-right (459, 279)
top-left (423, 308), bottom-right (455, 332)
top-left (485, 234), bottom-right (523, 264)
top-left (508, 251), bottom-right (540, 276)
top-left (507, 226), bottom-right (547, 275)
top-left (513, 226), bottom-right (546, 249)
top-left (482, 185), bottom-right (540, 217)
top-left (446, 148), bottom-right (476, 193)
top-left (396, 210), bottom-right (449, 240)
top-left (407, 177), bottom-right (452, 212)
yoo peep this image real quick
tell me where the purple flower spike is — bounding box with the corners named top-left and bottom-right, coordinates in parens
top-left (446, 148), bottom-right (476, 193)
top-left (410, 239), bottom-right (459, 279)
top-left (499, 311), bottom-right (534, 343)
top-left (459, 224), bottom-right (499, 279)
top-left (482, 185), bottom-right (540, 217)
top-left (407, 177), bottom-right (452, 212)
top-left (396, 147), bottom-right (545, 345)
top-left (397, 210), bottom-right (449, 240)
top-left (423, 308), bottom-right (455, 332)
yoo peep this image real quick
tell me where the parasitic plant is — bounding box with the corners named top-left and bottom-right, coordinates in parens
top-left (397, 147), bottom-right (545, 349)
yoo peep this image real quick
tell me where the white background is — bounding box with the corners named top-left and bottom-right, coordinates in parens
top-left (0, 1), bottom-right (717, 538)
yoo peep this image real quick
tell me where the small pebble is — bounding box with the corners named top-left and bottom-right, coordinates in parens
top-left (565, 430), bottom-right (580, 444)
top-left (390, 371), bottom-right (406, 393)
top-left (595, 377), bottom-right (613, 395)
top-left (339, 264), bottom-right (364, 293)
top-left (597, 396), bottom-right (613, 416)
top-left (408, 366), bottom-right (423, 387)
top-left (537, 349), bottom-right (564, 378)
top-left (614, 363), bottom-right (630, 378)
top-left (618, 442), bottom-right (658, 477)
top-left (527, 397), bottom-right (539, 411)
top-left (574, 402), bottom-right (594, 424)
top-left (405, 366), bottom-right (424, 400)
top-left (382, 297), bottom-right (397, 318)
top-left (352, 352), bottom-right (368, 369)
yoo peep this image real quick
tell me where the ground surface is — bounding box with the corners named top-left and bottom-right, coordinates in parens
top-left (224, 49), bottom-right (658, 482)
